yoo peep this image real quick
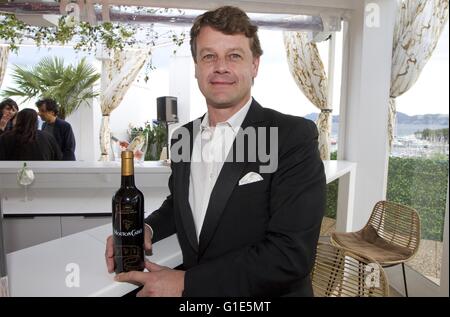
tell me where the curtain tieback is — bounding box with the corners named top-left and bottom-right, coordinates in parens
top-left (320, 109), bottom-right (333, 113)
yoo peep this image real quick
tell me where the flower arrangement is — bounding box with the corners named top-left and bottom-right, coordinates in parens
top-left (128, 120), bottom-right (167, 161)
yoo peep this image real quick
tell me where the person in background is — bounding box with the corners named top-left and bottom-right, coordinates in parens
top-left (0, 98), bottom-right (19, 136)
top-left (36, 98), bottom-right (76, 161)
top-left (0, 108), bottom-right (62, 161)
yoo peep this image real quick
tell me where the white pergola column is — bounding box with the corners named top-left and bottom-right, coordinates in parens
top-left (66, 94), bottom-right (100, 161)
top-left (337, 0), bottom-right (398, 230)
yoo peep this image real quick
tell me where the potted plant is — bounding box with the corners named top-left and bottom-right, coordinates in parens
top-left (129, 120), bottom-right (167, 161)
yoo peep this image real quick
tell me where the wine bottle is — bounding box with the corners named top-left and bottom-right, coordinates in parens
top-left (112, 150), bottom-right (145, 273)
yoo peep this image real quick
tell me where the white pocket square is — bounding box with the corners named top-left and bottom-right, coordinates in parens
top-left (239, 172), bottom-right (263, 186)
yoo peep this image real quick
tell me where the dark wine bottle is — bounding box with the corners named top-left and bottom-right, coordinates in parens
top-left (112, 150), bottom-right (145, 273)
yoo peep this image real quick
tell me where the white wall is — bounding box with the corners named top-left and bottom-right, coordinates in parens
top-left (108, 72), bottom-right (169, 142)
top-left (169, 51), bottom-right (194, 124)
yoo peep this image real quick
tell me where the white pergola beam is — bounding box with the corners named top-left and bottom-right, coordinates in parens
top-left (84, 0), bottom-right (358, 16)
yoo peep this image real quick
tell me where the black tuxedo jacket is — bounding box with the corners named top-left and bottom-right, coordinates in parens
top-left (145, 99), bottom-right (326, 296)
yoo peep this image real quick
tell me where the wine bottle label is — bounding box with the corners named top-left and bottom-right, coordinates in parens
top-left (113, 228), bottom-right (143, 237)
top-left (117, 204), bottom-right (137, 214)
top-left (113, 201), bottom-right (144, 273)
top-left (114, 245), bottom-right (144, 272)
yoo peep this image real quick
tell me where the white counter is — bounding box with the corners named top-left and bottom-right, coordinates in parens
top-left (0, 161), bottom-right (171, 215)
top-left (7, 224), bottom-right (182, 297)
top-left (4, 160), bottom-right (357, 297)
top-left (0, 160), bottom-right (355, 216)
top-left (322, 160), bottom-right (355, 184)
top-left (0, 161), bottom-right (171, 189)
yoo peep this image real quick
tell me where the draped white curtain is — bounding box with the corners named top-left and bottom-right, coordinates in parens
top-left (0, 45), bottom-right (10, 88)
top-left (284, 32), bottom-right (331, 160)
top-left (99, 49), bottom-right (149, 161)
top-left (389, 0), bottom-right (449, 148)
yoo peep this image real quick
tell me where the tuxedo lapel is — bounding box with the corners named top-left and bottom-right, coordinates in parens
top-left (198, 100), bottom-right (267, 256)
top-left (176, 120), bottom-right (199, 253)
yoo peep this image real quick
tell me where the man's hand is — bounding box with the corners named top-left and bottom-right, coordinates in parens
top-left (115, 261), bottom-right (185, 297)
top-left (105, 225), bottom-right (153, 273)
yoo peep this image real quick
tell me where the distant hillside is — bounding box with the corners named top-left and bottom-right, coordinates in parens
top-left (304, 113), bottom-right (339, 124)
top-left (395, 113), bottom-right (448, 125)
top-left (304, 112), bottom-right (448, 126)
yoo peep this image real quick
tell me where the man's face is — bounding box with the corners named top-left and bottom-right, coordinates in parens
top-left (37, 104), bottom-right (53, 122)
top-left (194, 26), bottom-right (260, 109)
top-left (2, 105), bottom-right (17, 120)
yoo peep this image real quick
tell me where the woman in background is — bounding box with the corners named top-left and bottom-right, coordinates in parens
top-left (0, 98), bottom-right (19, 135)
top-left (0, 108), bottom-right (62, 161)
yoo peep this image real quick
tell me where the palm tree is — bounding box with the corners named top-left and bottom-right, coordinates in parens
top-left (2, 56), bottom-right (100, 119)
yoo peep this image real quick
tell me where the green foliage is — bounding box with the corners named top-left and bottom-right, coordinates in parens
top-left (387, 156), bottom-right (448, 241)
top-left (146, 122), bottom-right (167, 161)
top-left (0, 14), bottom-right (26, 52)
top-left (0, 11), bottom-right (187, 82)
top-left (1, 56), bottom-right (100, 119)
top-left (415, 127), bottom-right (449, 142)
top-left (130, 121), bottom-right (167, 161)
top-left (0, 13), bottom-right (135, 53)
top-left (325, 151), bottom-right (338, 219)
top-left (325, 152), bottom-right (448, 241)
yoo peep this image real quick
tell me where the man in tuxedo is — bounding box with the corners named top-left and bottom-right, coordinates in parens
top-left (106, 6), bottom-right (326, 297)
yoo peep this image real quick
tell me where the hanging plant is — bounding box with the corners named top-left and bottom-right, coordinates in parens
top-left (0, 8), bottom-right (187, 82)
top-left (129, 120), bottom-right (167, 161)
top-left (0, 13), bottom-right (135, 52)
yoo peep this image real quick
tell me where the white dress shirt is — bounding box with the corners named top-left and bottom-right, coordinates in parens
top-left (189, 98), bottom-right (252, 240)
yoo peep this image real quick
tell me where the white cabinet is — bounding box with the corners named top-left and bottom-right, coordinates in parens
top-left (3, 214), bottom-right (111, 253)
top-left (3, 216), bottom-right (61, 253)
top-left (61, 215), bottom-right (110, 237)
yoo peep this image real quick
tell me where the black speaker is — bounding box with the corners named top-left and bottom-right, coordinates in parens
top-left (157, 96), bottom-right (178, 123)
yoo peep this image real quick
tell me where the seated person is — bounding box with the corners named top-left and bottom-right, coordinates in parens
top-left (0, 98), bottom-right (19, 135)
top-left (0, 108), bottom-right (62, 161)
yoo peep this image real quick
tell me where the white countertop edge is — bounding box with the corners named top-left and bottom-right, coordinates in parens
top-left (323, 160), bottom-right (356, 184)
top-left (0, 161), bottom-right (171, 174)
top-left (1, 161), bottom-right (355, 177)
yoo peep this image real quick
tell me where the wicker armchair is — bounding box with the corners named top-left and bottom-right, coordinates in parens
top-left (311, 242), bottom-right (389, 297)
top-left (331, 200), bottom-right (421, 297)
